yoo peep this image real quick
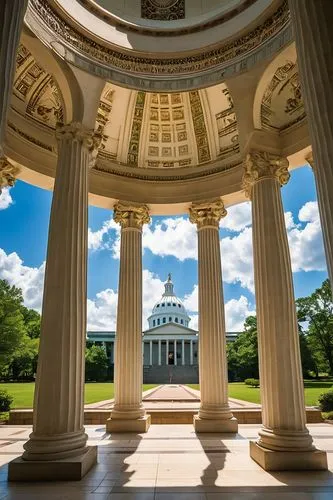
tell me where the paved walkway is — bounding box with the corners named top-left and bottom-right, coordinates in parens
top-left (86, 385), bottom-right (260, 410)
top-left (0, 424), bottom-right (332, 498)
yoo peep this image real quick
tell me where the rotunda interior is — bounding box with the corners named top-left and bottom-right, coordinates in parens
top-left (1, 0), bottom-right (331, 486)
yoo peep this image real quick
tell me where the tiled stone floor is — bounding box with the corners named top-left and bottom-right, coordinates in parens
top-left (0, 423), bottom-right (332, 499)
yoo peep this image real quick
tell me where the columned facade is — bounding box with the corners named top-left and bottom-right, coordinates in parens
top-left (243, 150), bottom-right (327, 471)
top-left (289, 0), bottom-right (333, 289)
top-left (8, 123), bottom-right (100, 481)
top-left (189, 200), bottom-right (238, 433)
top-left (107, 202), bottom-right (151, 433)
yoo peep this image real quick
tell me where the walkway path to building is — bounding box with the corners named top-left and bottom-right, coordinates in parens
top-left (1, 423), bottom-right (332, 498)
top-left (85, 384), bottom-right (260, 410)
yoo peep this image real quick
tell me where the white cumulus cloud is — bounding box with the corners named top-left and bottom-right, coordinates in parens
top-left (220, 201), bottom-right (252, 232)
top-left (0, 248), bottom-right (45, 310)
top-left (0, 187), bottom-right (13, 210)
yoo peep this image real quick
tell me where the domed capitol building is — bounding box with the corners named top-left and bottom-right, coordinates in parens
top-left (1, 0), bottom-right (332, 485)
top-left (88, 274), bottom-right (238, 384)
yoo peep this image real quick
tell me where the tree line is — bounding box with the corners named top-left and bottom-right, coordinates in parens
top-left (0, 279), bottom-right (108, 382)
top-left (0, 278), bottom-right (333, 382)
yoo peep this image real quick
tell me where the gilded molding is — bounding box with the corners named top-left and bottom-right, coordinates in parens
top-left (189, 199), bottom-right (227, 229)
top-left (0, 157), bottom-right (20, 193)
top-left (242, 150), bottom-right (290, 198)
top-left (113, 202), bottom-right (150, 229)
top-left (127, 92), bottom-right (146, 167)
top-left (29, 0), bottom-right (289, 76)
top-left (189, 91), bottom-right (211, 164)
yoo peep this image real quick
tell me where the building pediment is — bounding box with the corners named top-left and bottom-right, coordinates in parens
top-left (144, 323), bottom-right (197, 336)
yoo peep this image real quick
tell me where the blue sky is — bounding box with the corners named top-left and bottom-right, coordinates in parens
top-left (0, 165), bottom-right (327, 331)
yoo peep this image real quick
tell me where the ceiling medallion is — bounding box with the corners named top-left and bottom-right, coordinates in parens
top-left (141, 0), bottom-right (185, 20)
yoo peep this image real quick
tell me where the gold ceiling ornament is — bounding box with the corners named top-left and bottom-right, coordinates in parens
top-left (242, 150), bottom-right (290, 198)
top-left (0, 157), bottom-right (20, 193)
top-left (189, 199), bottom-right (227, 229)
top-left (141, 0), bottom-right (185, 21)
top-left (113, 201), bottom-right (151, 229)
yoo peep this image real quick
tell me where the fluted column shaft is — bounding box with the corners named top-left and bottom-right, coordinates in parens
top-left (0, 0), bottom-right (28, 153)
top-left (110, 202), bottom-right (150, 427)
top-left (244, 151), bottom-right (313, 452)
top-left (190, 201), bottom-right (237, 432)
top-left (289, 0), bottom-right (333, 287)
top-left (23, 123), bottom-right (97, 461)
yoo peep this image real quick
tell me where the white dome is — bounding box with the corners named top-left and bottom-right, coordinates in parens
top-left (147, 274), bottom-right (191, 329)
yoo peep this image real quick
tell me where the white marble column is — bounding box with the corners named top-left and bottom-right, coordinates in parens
top-left (158, 340), bottom-right (161, 366)
top-left (107, 202), bottom-right (151, 433)
top-left (182, 340), bottom-right (185, 366)
top-left (149, 341), bottom-right (153, 366)
top-left (243, 150), bottom-right (327, 471)
top-left (0, 0), bottom-right (28, 154)
top-left (9, 123), bottom-right (100, 481)
top-left (189, 201), bottom-right (237, 433)
top-left (166, 340), bottom-right (169, 365)
top-left (174, 340), bottom-right (177, 366)
top-left (190, 340), bottom-right (193, 365)
top-left (289, 0), bottom-right (333, 289)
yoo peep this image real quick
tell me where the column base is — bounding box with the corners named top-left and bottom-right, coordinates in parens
top-left (8, 446), bottom-right (97, 481)
top-left (194, 415), bottom-right (238, 433)
top-left (250, 441), bottom-right (328, 471)
top-left (106, 414), bottom-right (151, 433)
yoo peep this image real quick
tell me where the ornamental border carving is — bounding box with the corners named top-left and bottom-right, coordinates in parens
top-left (78, 0), bottom-right (257, 37)
top-left (28, 0), bottom-right (289, 77)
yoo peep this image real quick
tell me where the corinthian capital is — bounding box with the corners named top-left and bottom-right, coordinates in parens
top-left (56, 122), bottom-right (102, 168)
top-left (189, 199), bottom-right (227, 229)
top-left (0, 157), bottom-right (20, 193)
top-left (242, 150), bottom-right (290, 198)
top-left (114, 201), bottom-right (150, 229)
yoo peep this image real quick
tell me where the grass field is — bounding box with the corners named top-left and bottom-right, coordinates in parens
top-left (0, 383), bottom-right (157, 409)
top-left (1, 380), bottom-right (332, 409)
top-left (188, 380), bottom-right (333, 407)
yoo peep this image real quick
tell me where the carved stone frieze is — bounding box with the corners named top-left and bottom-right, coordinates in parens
top-left (242, 150), bottom-right (290, 198)
top-left (127, 92), bottom-right (146, 167)
top-left (0, 157), bottom-right (20, 193)
top-left (189, 91), bottom-right (211, 164)
top-left (29, 0), bottom-right (290, 77)
top-left (114, 202), bottom-right (150, 229)
top-left (189, 199), bottom-right (227, 229)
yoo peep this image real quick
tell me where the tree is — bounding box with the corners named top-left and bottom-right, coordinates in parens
top-left (297, 279), bottom-right (333, 375)
top-left (20, 307), bottom-right (41, 339)
top-left (228, 316), bottom-right (259, 381)
top-left (85, 345), bottom-right (109, 381)
top-left (0, 280), bottom-right (26, 370)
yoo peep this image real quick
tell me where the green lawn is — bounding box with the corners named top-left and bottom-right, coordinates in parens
top-left (188, 381), bottom-right (333, 407)
top-left (0, 383), bottom-right (157, 409)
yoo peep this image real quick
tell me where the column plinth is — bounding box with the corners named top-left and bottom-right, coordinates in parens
top-left (243, 150), bottom-right (327, 471)
top-left (8, 123), bottom-right (101, 481)
top-left (189, 200), bottom-right (238, 433)
top-left (107, 202), bottom-right (151, 433)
